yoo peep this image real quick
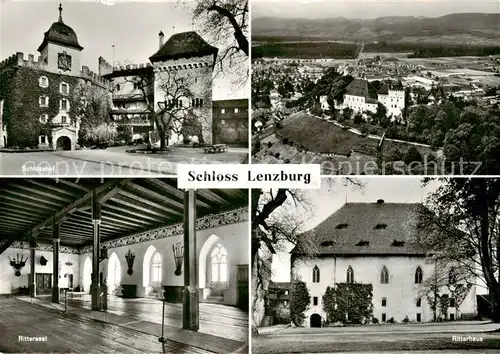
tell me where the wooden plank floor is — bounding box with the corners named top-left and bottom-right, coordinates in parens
top-left (57, 295), bottom-right (249, 342)
top-left (0, 297), bottom-right (212, 354)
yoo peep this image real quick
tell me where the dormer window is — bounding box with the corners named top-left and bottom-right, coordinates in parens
top-left (39, 76), bottom-right (49, 88)
top-left (336, 223), bottom-right (348, 229)
top-left (374, 223), bottom-right (387, 229)
top-left (391, 240), bottom-right (405, 247)
top-left (356, 240), bottom-right (369, 246)
top-left (60, 82), bottom-right (69, 95)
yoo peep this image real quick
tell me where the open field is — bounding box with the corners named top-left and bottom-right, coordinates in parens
top-left (252, 42), bottom-right (359, 59)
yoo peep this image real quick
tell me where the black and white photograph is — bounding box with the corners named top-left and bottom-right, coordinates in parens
top-left (251, 178), bottom-right (500, 353)
top-left (251, 0), bottom-right (500, 175)
top-left (0, 0), bottom-right (249, 176)
top-left (0, 178), bottom-right (249, 353)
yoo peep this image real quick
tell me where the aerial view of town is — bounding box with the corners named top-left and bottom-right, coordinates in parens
top-left (251, 0), bottom-right (500, 175)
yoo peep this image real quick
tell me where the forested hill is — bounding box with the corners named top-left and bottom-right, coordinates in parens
top-left (252, 13), bottom-right (500, 44)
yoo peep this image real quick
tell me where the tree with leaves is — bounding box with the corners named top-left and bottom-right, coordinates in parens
top-left (416, 178), bottom-right (500, 321)
top-left (290, 279), bottom-right (311, 326)
top-left (72, 81), bottom-right (112, 147)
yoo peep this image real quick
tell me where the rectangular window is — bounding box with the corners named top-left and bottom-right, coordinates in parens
top-left (221, 108), bottom-right (226, 114)
top-left (382, 297), bottom-right (387, 307)
top-left (284, 290), bottom-right (288, 295)
top-left (416, 298), bottom-right (421, 307)
top-left (199, 99), bottom-right (203, 107)
top-left (192, 99), bottom-right (196, 107)
top-left (416, 313), bottom-right (421, 322)
top-left (40, 114), bottom-right (48, 123)
top-left (61, 116), bottom-right (67, 124)
top-left (39, 96), bottom-right (48, 107)
top-left (61, 99), bottom-right (68, 110)
top-left (60, 83), bottom-right (69, 95)
top-left (40, 135), bottom-right (46, 144)
top-left (450, 298), bottom-right (455, 307)
top-left (221, 119), bottom-right (225, 125)
top-left (284, 300), bottom-right (288, 306)
top-left (313, 297), bottom-right (318, 306)
top-left (382, 313), bottom-right (386, 322)
top-left (234, 108), bottom-right (239, 113)
top-left (450, 313), bottom-right (455, 321)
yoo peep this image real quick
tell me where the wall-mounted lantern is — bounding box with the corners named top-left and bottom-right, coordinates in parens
top-left (99, 247), bottom-right (108, 263)
top-left (173, 242), bottom-right (184, 276)
top-left (125, 249), bottom-right (135, 275)
top-left (9, 253), bottom-right (28, 277)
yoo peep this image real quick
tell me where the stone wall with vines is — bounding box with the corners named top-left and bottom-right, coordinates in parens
top-left (0, 65), bottom-right (106, 148)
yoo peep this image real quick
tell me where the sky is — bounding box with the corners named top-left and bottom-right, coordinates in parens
top-left (252, 0), bottom-right (500, 19)
top-left (270, 177), bottom-right (441, 282)
top-left (0, 0), bottom-right (247, 99)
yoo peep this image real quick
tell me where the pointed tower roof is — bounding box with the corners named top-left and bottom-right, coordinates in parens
top-left (37, 3), bottom-right (83, 52)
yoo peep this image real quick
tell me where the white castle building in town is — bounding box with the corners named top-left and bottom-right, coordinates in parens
top-left (291, 200), bottom-right (478, 327)
top-left (320, 79), bottom-right (405, 121)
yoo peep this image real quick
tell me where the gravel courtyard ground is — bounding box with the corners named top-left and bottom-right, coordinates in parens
top-left (252, 322), bottom-right (500, 353)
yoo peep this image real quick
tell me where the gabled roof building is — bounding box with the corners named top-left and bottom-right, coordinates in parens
top-left (291, 200), bottom-right (478, 327)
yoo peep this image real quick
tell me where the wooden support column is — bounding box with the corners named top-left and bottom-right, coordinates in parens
top-left (29, 231), bottom-right (36, 298)
top-left (91, 190), bottom-right (102, 311)
top-left (52, 218), bottom-right (60, 303)
top-left (183, 189), bottom-right (199, 331)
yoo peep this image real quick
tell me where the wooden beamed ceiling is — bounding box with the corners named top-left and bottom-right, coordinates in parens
top-left (0, 179), bottom-right (248, 248)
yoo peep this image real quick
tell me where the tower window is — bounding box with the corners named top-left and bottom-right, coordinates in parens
top-left (60, 99), bottom-right (69, 110)
top-left (416, 298), bottom-right (422, 307)
top-left (39, 96), bottom-right (49, 107)
top-left (313, 297), bottom-right (318, 306)
top-left (39, 76), bottom-right (49, 88)
top-left (60, 82), bottom-right (69, 95)
top-left (382, 297), bottom-right (387, 307)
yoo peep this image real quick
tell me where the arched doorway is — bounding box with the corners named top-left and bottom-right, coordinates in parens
top-left (56, 136), bottom-right (71, 150)
top-left (310, 313), bottom-right (322, 328)
top-left (83, 257), bottom-right (91, 293)
top-left (107, 253), bottom-right (121, 294)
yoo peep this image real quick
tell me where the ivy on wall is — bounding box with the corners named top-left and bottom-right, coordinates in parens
top-left (290, 279), bottom-right (311, 326)
top-left (0, 65), bottom-right (108, 148)
top-left (323, 283), bottom-right (374, 324)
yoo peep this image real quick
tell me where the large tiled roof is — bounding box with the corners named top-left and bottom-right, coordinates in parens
top-left (149, 31), bottom-right (218, 62)
top-left (345, 79), bottom-right (369, 98)
top-left (292, 202), bottom-right (427, 256)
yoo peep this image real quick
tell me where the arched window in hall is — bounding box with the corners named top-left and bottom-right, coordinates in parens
top-left (346, 266), bottom-right (354, 283)
top-left (415, 266), bottom-right (423, 284)
top-left (381, 266), bottom-right (389, 284)
top-left (312, 265), bottom-right (320, 283)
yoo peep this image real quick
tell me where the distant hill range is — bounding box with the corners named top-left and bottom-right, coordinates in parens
top-left (253, 13), bottom-right (500, 44)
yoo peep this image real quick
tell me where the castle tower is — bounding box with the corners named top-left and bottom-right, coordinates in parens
top-left (37, 3), bottom-right (83, 76)
top-left (149, 31), bottom-right (218, 145)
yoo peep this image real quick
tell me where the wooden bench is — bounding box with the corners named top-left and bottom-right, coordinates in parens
top-left (203, 144), bottom-right (228, 154)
